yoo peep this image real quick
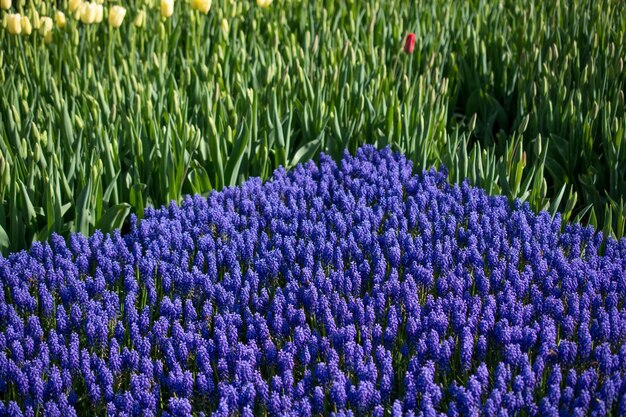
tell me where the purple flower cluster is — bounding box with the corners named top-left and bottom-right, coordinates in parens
top-left (0, 146), bottom-right (625, 416)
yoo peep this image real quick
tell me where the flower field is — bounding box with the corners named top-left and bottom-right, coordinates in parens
top-left (0, 146), bottom-right (624, 416)
top-left (1, 0), bottom-right (626, 415)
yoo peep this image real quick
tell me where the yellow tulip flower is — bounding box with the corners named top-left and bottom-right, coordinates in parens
top-left (160, 0), bottom-right (174, 18)
top-left (68, 0), bottom-right (82, 13)
top-left (256, 0), bottom-right (272, 8)
top-left (55, 10), bottom-right (66, 29)
top-left (134, 10), bottom-right (146, 28)
top-left (190, 0), bottom-right (211, 14)
top-left (0, 0), bottom-right (11, 11)
top-left (6, 13), bottom-right (22, 35)
top-left (20, 15), bottom-right (32, 35)
top-left (94, 3), bottom-right (104, 23)
top-left (40, 16), bottom-right (53, 33)
top-left (40, 16), bottom-right (53, 43)
top-left (80, 2), bottom-right (96, 24)
top-left (108, 5), bottom-right (126, 28)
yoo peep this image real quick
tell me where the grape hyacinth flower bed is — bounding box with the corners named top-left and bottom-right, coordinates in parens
top-left (0, 146), bottom-right (625, 416)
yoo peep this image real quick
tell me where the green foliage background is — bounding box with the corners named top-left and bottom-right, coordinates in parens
top-left (0, 0), bottom-right (625, 253)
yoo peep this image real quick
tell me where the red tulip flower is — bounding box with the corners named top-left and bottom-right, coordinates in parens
top-left (404, 33), bottom-right (416, 54)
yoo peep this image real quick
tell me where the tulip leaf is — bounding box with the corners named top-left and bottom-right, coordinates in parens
top-left (96, 203), bottom-right (131, 234)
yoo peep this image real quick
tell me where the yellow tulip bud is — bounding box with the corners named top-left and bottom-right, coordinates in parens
top-left (108, 5), bottom-right (125, 27)
top-left (68, 0), bottom-right (82, 13)
top-left (1, 0), bottom-right (11, 11)
top-left (55, 10), bottom-right (66, 28)
top-left (158, 21), bottom-right (165, 39)
top-left (94, 3), bottom-right (103, 23)
top-left (190, 0), bottom-right (211, 14)
top-left (69, 24), bottom-right (78, 44)
top-left (34, 142), bottom-right (41, 162)
top-left (160, 0), bottom-right (174, 18)
top-left (80, 2), bottom-right (96, 24)
top-left (74, 113), bottom-right (84, 129)
top-left (32, 9), bottom-right (40, 29)
top-left (6, 14), bottom-right (22, 35)
top-left (221, 18), bottom-right (229, 37)
top-left (20, 15), bottom-right (32, 35)
top-left (133, 9), bottom-right (145, 27)
top-left (20, 138), bottom-right (27, 160)
top-left (256, 0), bottom-right (272, 8)
top-left (32, 122), bottom-right (41, 141)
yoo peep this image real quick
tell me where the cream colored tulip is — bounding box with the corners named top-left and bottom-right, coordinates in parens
top-left (20, 15), bottom-right (32, 35)
top-left (55, 10), bottom-right (66, 28)
top-left (256, 0), bottom-right (272, 8)
top-left (6, 14), bottom-right (22, 35)
top-left (80, 2), bottom-right (96, 24)
top-left (160, 0), bottom-right (174, 18)
top-left (94, 4), bottom-right (103, 23)
top-left (0, 0), bottom-right (11, 11)
top-left (68, 0), bottom-right (82, 13)
top-left (40, 16), bottom-right (53, 33)
top-left (40, 16), bottom-right (53, 43)
top-left (133, 10), bottom-right (146, 28)
top-left (108, 5), bottom-right (126, 28)
top-left (190, 0), bottom-right (210, 14)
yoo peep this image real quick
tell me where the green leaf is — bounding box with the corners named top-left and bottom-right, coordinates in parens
top-left (130, 183), bottom-right (146, 221)
top-left (44, 179), bottom-right (59, 236)
top-left (0, 225), bottom-right (8, 249)
top-left (224, 123), bottom-right (249, 187)
top-left (272, 91), bottom-right (285, 149)
top-left (548, 184), bottom-right (568, 218)
top-left (103, 172), bottom-right (120, 203)
top-left (588, 207), bottom-right (598, 230)
top-left (206, 114), bottom-right (224, 188)
top-left (187, 163), bottom-right (213, 195)
top-left (61, 101), bottom-right (74, 147)
top-left (290, 135), bottom-right (323, 168)
top-left (573, 204), bottom-right (593, 225)
top-left (18, 180), bottom-right (36, 224)
top-left (96, 204), bottom-right (131, 234)
top-left (74, 177), bottom-right (92, 237)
